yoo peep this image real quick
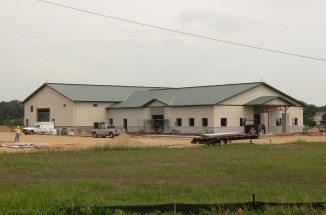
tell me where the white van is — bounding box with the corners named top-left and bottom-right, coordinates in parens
top-left (23, 122), bottom-right (55, 135)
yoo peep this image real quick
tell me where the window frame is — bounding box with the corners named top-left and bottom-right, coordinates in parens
top-left (221, 118), bottom-right (228, 127)
top-left (189, 118), bottom-right (195, 127)
top-left (202, 118), bottom-right (208, 127)
top-left (176, 118), bottom-right (182, 126)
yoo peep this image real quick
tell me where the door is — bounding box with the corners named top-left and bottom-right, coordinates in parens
top-left (254, 114), bottom-right (261, 125)
top-left (123, 119), bottom-right (128, 131)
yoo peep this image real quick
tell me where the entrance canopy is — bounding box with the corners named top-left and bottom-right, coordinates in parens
top-left (244, 96), bottom-right (297, 112)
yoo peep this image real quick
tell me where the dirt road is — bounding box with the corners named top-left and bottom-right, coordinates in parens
top-left (1, 131), bottom-right (326, 153)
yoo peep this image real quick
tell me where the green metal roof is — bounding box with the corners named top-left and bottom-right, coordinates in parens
top-left (23, 83), bottom-right (159, 103)
top-left (244, 96), bottom-right (296, 106)
top-left (23, 82), bottom-right (305, 107)
top-left (110, 82), bottom-right (262, 108)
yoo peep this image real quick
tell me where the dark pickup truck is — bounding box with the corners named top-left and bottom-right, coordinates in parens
top-left (244, 124), bottom-right (266, 135)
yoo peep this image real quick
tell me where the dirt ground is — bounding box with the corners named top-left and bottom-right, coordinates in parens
top-left (1, 131), bottom-right (326, 153)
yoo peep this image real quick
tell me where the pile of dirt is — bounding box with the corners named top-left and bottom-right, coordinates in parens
top-left (0, 126), bottom-right (11, 132)
top-left (307, 127), bottom-right (320, 134)
top-left (110, 134), bottom-right (145, 147)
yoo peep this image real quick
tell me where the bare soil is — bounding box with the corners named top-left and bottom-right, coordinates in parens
top-left (1, 131), bottom-right (326, 153)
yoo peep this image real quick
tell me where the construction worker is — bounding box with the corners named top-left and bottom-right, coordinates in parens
top-left (15, 126), bottom-right (21, 142)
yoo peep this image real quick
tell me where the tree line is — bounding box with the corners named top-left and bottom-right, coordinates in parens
top-left (0, 100), bottom-right (325, 127)
top-left (0, 100), bottom-right (24, 126)
top-left (302, 102), bottom-right (326, 127)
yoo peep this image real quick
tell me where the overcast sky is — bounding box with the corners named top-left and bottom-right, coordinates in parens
top-left (1, 0), bottom-right (325, 105)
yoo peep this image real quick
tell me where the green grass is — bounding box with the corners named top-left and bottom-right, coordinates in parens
top-left (0, 142), bottom-right (325, 214)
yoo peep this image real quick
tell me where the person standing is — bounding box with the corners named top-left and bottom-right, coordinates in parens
top-left (15, 126), bottom-right (21, 142)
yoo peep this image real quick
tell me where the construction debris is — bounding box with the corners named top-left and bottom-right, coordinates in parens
top-left (9, 143), bottom-right (33, 149)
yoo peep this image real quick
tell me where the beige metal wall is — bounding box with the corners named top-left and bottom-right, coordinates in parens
top-left (269, 107), bottom-right (303, 133)
top-left (265, 98), bottom-right (290, 105)
top-left (213, 106), bottom-right (254, 133)
top-left (164, 106), bottom-right (215, 133)
top-left (147, 100), bottom-right (167, 107)
top-left (107, 106), bottom-right (215, 133)
top-left (220, 85), bottom-right (301, 106)
top-left (108, 108), bottom-right (148, 131)
top-left (168, 106), bottom-right (214, 126)
top-left (288, 107), bottom-right (304, 132)
top-left (74, 102), bottom-right (114, 127)
top-left (214, 106), bottom-right (253, 127)
top-left (24, 86), bottom-right (75, 127)
top-left (24, 86), bottom-right (115, 129)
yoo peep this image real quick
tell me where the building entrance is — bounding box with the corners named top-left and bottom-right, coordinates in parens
top-left (152, 115), bottom-right (164, 132)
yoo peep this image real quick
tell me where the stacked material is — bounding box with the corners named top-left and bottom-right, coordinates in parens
top-left (9, 143), bottom-right (33, 148)
top-left (7, 143), bottom-right (48, 149)
top-left (201, 132), bottom-right (242, 138)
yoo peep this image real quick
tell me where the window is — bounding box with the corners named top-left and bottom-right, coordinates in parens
top-left (202, 118), bottom-right (208, 127)
top-left (93, 104), bottom-right (98, 107)
top-left (176, 118), bottom-right (182, 126)
top-left (276, 118), bottom-right (282, 126)
top-left (109, 118), bottom-right (113, 125)
top-left (221, 118), bottom-right (227, 127)
top-left (189, 118), bottom-right (195, 127)
top-left (292, 118), bottom-right (298, 126)
top-left (240, 118), bottom-right (246, 126)
top-left (30, 106), bottom-right (33, 112)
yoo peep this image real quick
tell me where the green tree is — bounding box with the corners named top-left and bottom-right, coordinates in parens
top-left (0, 100), bottom-right (24, 126)
top-left (302, 102), bottom-right (318, 117)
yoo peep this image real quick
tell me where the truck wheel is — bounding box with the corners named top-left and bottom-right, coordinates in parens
top-left (29, 130), bottom-right (34, 135)
top-left (109, 133), bottom-right (114, 138)
top-left (92, 133), bottom-right (98, 138)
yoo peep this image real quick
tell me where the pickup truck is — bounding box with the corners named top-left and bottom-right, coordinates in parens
top-left (91, 125), bottom-right (125, 138)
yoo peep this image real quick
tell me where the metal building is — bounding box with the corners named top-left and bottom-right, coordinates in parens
top-left (23, 82), bottom-right (304, 134)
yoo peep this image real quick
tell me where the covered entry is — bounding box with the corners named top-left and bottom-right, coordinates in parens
top-left (148, 107), bottom-right (168, 133)
top-left (245, 96), bottom-right (297, 133)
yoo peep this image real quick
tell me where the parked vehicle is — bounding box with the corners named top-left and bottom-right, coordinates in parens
top-left (92, 125), bottom-right (125, 138)
top-left (244, 124), bottom-right (265, 135)
top-left (191, 132), bottom-right (259, 145)
top-left (23, 122), bottom-right (55, 135)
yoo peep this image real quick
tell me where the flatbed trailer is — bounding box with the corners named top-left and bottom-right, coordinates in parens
top-left (191, 132), bottom-right (259, 145)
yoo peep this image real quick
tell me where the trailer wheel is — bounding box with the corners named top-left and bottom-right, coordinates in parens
top-left (219, 140), bottom-right (225, 145)
top-left (226, 140), bottom-right (231, 145)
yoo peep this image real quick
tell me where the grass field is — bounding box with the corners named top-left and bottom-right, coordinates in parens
top-left (0, 142), bottom-right (325, 214)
